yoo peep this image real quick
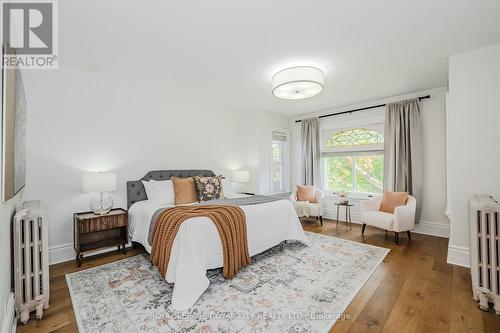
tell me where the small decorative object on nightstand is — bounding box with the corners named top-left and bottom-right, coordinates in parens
top-left (73, 208), bottom-right (128, 266)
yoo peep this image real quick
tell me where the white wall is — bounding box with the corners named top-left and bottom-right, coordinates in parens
top-left (21, 66), bottom-right (289, 264)
top-left (446, 42), bottom-right (500, 267)
top-left (290, 87), bottom-right (450, 237)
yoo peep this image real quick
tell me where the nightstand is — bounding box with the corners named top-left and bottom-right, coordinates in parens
top-left (73, 208), bottom-right (128, 266)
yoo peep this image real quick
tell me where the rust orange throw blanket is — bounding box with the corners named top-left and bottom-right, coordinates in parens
top-left (150, 205), bottom-right (251, 279)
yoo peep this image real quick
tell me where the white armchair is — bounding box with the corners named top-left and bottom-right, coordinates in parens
top-left (359, 195), bottom-right (416, 244)
top-left (289, 188), bottom-right (325, 225)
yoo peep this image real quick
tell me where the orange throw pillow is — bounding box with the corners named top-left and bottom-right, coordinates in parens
top-left (171, 176), bottom-right (198, 205)
top-left (379, 191), bottom-right (409, 214)
top-left (296, 185), bottom-right (317, 203)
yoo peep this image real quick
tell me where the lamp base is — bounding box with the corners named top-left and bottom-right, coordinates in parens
top-left (90, 193), bottom-right (113, 215)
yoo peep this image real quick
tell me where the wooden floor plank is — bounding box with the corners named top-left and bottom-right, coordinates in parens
top-left (414, 237), bottom-right (455, 333)
top-left (450, 266), bottom-right (473, 333)
top-left (346, 228), bottom-right (423, 333)
top-left (16, 218), bottom-right (500, 333)
top-left (382, 248), bottom-right (435, 332)
top-left (330, 263), bottom-right (390, 332)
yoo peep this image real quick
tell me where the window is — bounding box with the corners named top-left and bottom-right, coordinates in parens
top-left (324, 128), bottom-right (384, 148)
top-left (271, 131), bottom-right (288, 193)
top-left (322, 127), bottom-right (384, 195)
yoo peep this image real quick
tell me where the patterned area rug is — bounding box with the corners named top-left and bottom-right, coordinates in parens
top-left (66, 232), bottom-right (389, 333)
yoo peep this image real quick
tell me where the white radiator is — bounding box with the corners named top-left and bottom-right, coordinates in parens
top-left (469, 195), bottom-right (500, 302)
top-left (13, 200), bottom-right (49, 324)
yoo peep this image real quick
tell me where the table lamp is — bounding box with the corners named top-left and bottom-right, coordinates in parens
top-left (232, 170), bottom-right (250, 194)
top-left (82, 172), bottom-right (117, 214)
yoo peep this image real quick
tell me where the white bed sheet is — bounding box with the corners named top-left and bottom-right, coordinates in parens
top-left (128, 196), bottom-right (308, 310)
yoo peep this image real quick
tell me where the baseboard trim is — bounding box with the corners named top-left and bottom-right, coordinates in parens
top-left (412, 221), bottom-right (449, 238)
top-left (49, 241), bottom-right (132, 265)
top-left (49, 243), bottom-right (75, 265)
top-left (324, 210), bottom-right (361, 222)
top-left (1, 293), bottom-right (16, 333)
top-left (324, 211), bottom-right (449, 238)
top-left (447, 244), bottom-right (470, 268)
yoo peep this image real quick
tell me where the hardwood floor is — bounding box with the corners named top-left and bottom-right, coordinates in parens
top-left (17, 218), bottom-right (500, 333)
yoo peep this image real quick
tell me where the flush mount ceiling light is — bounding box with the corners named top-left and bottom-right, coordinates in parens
top-left (272, 66), bottom-right (324, 100)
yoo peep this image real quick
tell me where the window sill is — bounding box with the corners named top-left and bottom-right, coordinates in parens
top-left (326, 193), bottom-right (378, 201)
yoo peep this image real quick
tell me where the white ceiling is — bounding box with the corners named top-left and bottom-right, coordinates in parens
top-left (60, 0), bottom-right (500, 116)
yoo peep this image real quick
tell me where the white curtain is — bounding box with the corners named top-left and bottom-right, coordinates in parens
top-left (301, 118), bottom-right (321, 186)
top-left (384, 98), bottom-right (423, 221)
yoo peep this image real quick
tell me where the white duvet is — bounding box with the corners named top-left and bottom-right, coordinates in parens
top-left (128, 196), bottom-right (308, 310)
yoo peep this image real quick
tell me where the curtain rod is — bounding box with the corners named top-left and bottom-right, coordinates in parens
top-left (294, 95), bottom-right (431, 123)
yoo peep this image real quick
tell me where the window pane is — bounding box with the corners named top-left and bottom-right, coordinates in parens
top-left (325, 156), bottom-right (353, 192)
top-left (272, 164), bottom-right (282, 192)
top-left (354, 155), bottom-right (384, 193)
top-left (325, 128), bottom-right (383, 148)
top-left (272, 142), bottom-right (281, 161)
top-left (272, 141), bottom-right (284, 192)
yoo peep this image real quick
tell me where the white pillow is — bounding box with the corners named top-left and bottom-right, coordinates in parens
top-left (142, 180), bottom-right (174, 205)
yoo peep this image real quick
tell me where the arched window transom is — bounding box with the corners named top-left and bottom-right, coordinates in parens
top-left (324, 128), bottom-right (384, 148)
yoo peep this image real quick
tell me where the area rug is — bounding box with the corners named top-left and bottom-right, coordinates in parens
top-left (66, 232), bottom-right (389, 333)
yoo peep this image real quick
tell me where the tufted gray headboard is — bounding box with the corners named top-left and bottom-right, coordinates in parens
top-left (126, 169), bottom-right (216, 209)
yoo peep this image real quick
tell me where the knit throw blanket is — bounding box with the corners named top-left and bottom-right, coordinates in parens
top-left (150, 205), bottom-right (251, 279)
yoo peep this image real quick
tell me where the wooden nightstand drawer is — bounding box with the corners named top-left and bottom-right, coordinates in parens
top-left (78, 214), bottom-right (127, 234)
top-left (73, 208), bottom-right (128, 266)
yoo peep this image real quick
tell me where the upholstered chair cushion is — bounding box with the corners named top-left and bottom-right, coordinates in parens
top-left (379, 191), bottom-right (409, 214)
top-left (296, 185), bottom-right (317, 203)
top-left (361, 211), bottom-right (395, 230)
top-left (171, 176), bottom-right (198, 205)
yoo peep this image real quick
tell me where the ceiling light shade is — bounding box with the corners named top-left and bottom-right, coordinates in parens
top-left (272, 66), bottom-right (324, 100)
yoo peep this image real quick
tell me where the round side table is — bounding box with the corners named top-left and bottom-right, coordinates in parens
top-left (334, 202), bottom-right (354, 230)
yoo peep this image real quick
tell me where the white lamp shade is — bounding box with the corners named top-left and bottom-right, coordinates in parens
top-left (232, 170), bottom-right (250, 183)
top-left (272, 66), bottom-right (324, 100)
top-left (82, 172), bottom-right (117, 192)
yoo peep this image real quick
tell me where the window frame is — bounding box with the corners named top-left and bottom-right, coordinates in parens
top-left (270, 128), bottom-right (289, 194)
top-left (320, 123), bottom-right (384, 196)
top-left (321, 123), bottom-right (384, 154)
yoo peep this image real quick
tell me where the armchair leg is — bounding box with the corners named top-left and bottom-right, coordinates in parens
top-left (361, 223), bottom-right (366, 234)
top-left (319, 216), bottom-right (323, 226)
top-left (406, 230), bottom-right (411, 240)
top-left (394, 232), bottom-right (400, 245)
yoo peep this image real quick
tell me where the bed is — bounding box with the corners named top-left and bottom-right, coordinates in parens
top-left (126, 170), bottom-right (308, 310)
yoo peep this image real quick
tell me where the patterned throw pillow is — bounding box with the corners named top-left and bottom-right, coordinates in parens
top-left (193, 175), bottom-right (224, 201)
